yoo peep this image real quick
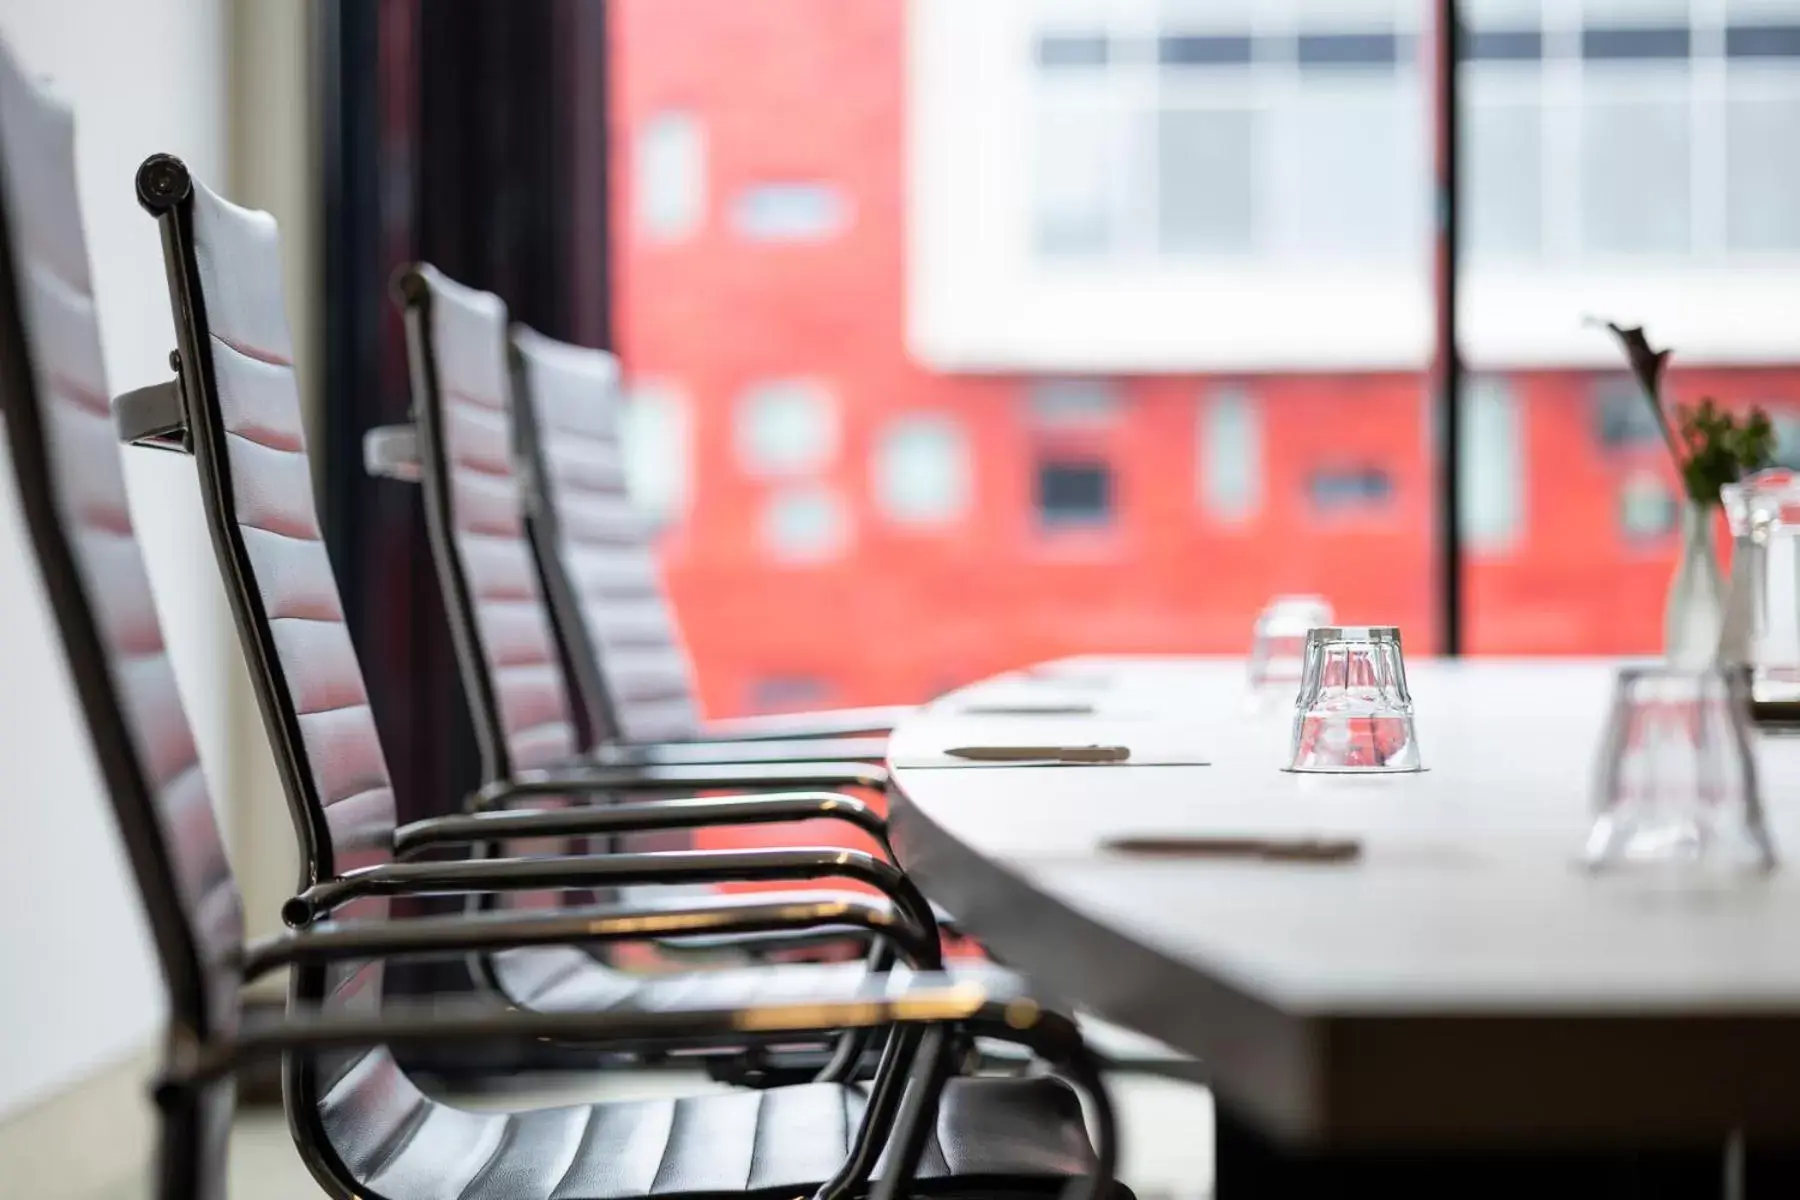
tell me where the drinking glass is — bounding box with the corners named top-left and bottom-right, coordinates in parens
top-left (1583, 666), bottom-right (1775, 872)
top-left (1246, 595), bottom-right (1334, 703)
top-left (1284, 626), bottom-right (1422, 773)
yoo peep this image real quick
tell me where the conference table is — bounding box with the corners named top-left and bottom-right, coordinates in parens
top-left (885, 656), bottom-right (1800, 1193)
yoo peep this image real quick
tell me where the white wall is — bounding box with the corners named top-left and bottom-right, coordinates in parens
top-left (0, 0), bottom-right (229, 1119)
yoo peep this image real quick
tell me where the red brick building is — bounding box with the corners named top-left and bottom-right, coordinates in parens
top-left (610, 0), bottom-right (1800, 713)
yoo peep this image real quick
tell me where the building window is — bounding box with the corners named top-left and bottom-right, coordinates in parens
top-left (1727, 94), bottom-right (1800, 252)
top-left (1037, 31), bottom-right (1110, 68)
top-left (736, 380), bottom-right (838, 477)
top-left (1029, 379), bottom-right (1118, 427)
top-left (1461, 375), bottom-right (1524, 554)
top-left (637, 111), bottom-right (704, 242)
top-left (746, 674), bottom-right (834, 714)
top-left (874, 414), bottom-right (971, 527)
top-left (1592, 376), bottom-right (1665, 450)
top-left (1029, 0), bottom-right (1425, 266)
top-left (1768, 408), bottom-right (1800, 469)
top-left (761, 484), bottom-right (851, 563)
top-left (1036, 459), bottom-right (1113, 528)
top-left (732, 182), bottom-right (850, 243)
top-left (1619, 469), bottom-right (1679, 542)
top-left (620, 382), bottom-right (690, 529)
top-left (1157, 108), bottom-right (1256, 255)
top-left (1307, 466), bottom-right (1395, 513)
top-left (1580, 95), bottom-right (1691, 255)
top-left (1199, 386), bottom-right (1261, 524)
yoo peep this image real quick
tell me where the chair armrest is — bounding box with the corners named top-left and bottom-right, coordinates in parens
top-left (156, 975), bottom-right (1116, 1200)
top-left (591, 736), bottom-right (888, 767)
top-left (241, 891), bottom-right (921, 981)
top-left (283, 846), bottom-right (941, 964)
top-left (473, 760), bottom-right (889, 809)
top-left (364, 422), bottom-right (421, 481)
top-left (113, 379), bottom-right (190, 453)
top-left (395, 792), bottom-right (887, 859)
top-left (698, 705), bottom-right (915, 741)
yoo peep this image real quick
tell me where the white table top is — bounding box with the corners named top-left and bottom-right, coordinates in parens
top-left (886, 656), bottom-right (1800, 1143)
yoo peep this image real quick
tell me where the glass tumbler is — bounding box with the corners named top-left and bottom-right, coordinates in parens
top-left (1285, 626), bottom-right (1422, 773)
top-left (1247, 594), bottom-right (1335, 702)
top-left (1583, 666), bottom-right (1775, 873)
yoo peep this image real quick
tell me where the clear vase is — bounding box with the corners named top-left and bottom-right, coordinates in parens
top-left (1665, 501), bottom-right (1727, 668)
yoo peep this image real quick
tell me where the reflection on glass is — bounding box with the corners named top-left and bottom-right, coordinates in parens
top-left (1583, 666), bottom-right (1773, 872)
top-left (1247, 594), bottom-right (1335, 703)
top-left (1721, 469), bottom-right (1800, 715)
top-left (1286, 626), bottom-right (1422, 772)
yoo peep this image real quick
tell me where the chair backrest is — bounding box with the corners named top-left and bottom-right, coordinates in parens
top-left (135, 158), bottom-right (397, 892)
top-left (394, 265), bottom-right (583, 780)
top-left (134, 154), bottom-right (453, 1197)
top-left (0, 43), bottom-right (241, 1200)
top-left (510, 325), bottom-right (704, 745)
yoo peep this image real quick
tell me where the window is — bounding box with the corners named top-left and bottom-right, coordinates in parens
top-left (1461, 376), bottom-right (1524, 554)
top-left (1580, 96), bottom-right (1691, 255)
top-left (1036, 460), bottom-right (1113, 527)
top-left (1769, 409), bottom-right (1800, 469)
top-left (1308, 466), bottom-right (1394, 513)
top-left (1727, 96), bottom-right (1800, 251)
top-left (736, 380), bottom-right (838, 476)
top-left (732, 182), bottom-right (850, 242)
top-left (1029, 379), bottom-right (1118, 427)
top-left (1200, 386), bottom-right (1261, 524)
top-left (1029, 0), bottom-right (1425, 267)
top-left (620, 382), bottom-right (690, 528)
top-left (1619, 469), bottom-right (1679, 542)
top-left (1592, 376), bottom-right (1665, 450)
top-left (1157, 108), bottom-right (1256, 255)
top-left (761, 485), bottom-right (851, 563)
top-left (1032, 101), bottom-right (1115, 257)
top-left (637, 111), bottom-right (704, 242)
top-left (746, 674), bottom-right (834, 713)
top-left (874, 414), bottom-right (971, 526)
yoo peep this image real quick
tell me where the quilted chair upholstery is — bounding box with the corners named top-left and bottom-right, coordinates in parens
top-left (0, 40), bottom-right (241, 1200)
top-left (509, 325), bottom-right (702, 745)
top-left (117, 157), bottom-right (1110, 1200)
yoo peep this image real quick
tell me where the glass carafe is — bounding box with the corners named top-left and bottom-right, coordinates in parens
top-left (1720, 469), bottom-right (1800, 723)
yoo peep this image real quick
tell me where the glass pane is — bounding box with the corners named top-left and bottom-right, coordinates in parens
top-left (1460, 377), bottom-right (1524, 555)
top-left (1158, 107), bottom-right (1256, 254)
top-left (875, 414), bottom-right (972, 526)
top-left (732, 182), bottom-right (850, 242)
top-left (621, 382), bottom-right (691, 529)
top-left (637, 110), bottom-right (705, 241)
top-left (761, 485), bottom-right (851, 562)
top-left (1036, 460), bottom-right (1115, 527)
top-left (1199, 386), bottom-right (1261, 524)
top-left (1272, 84), bottom-right (1425, 260)
top-left (1726, 94), bottom-right (1800, 250)
top-left (1580, 95), bottom-right (1691, 254)
top-left (1462, 96), bottom-right (1542, 258)
top-left (1034, 102), bottom-right (1115, 257)
top-left (736, 380), bottom-right (838, 476)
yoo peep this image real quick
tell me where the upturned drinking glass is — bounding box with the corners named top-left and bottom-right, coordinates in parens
top-left (1247, 594), bottom-right (1335, 702)
top-left (1284, 626), bottom-right (1422, 773)
top-left (1582, 666), bottom-right (1775, 873)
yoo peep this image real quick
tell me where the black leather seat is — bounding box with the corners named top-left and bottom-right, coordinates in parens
top-left (0, 39), bottom-right (1119, 1200)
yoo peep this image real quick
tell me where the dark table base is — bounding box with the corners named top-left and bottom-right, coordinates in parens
top-left (1215, 1110), bottom-right (1743, 1199)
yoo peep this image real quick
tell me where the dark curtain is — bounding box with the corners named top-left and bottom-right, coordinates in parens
top-left (316, 0), bottom-right (610, 1073)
